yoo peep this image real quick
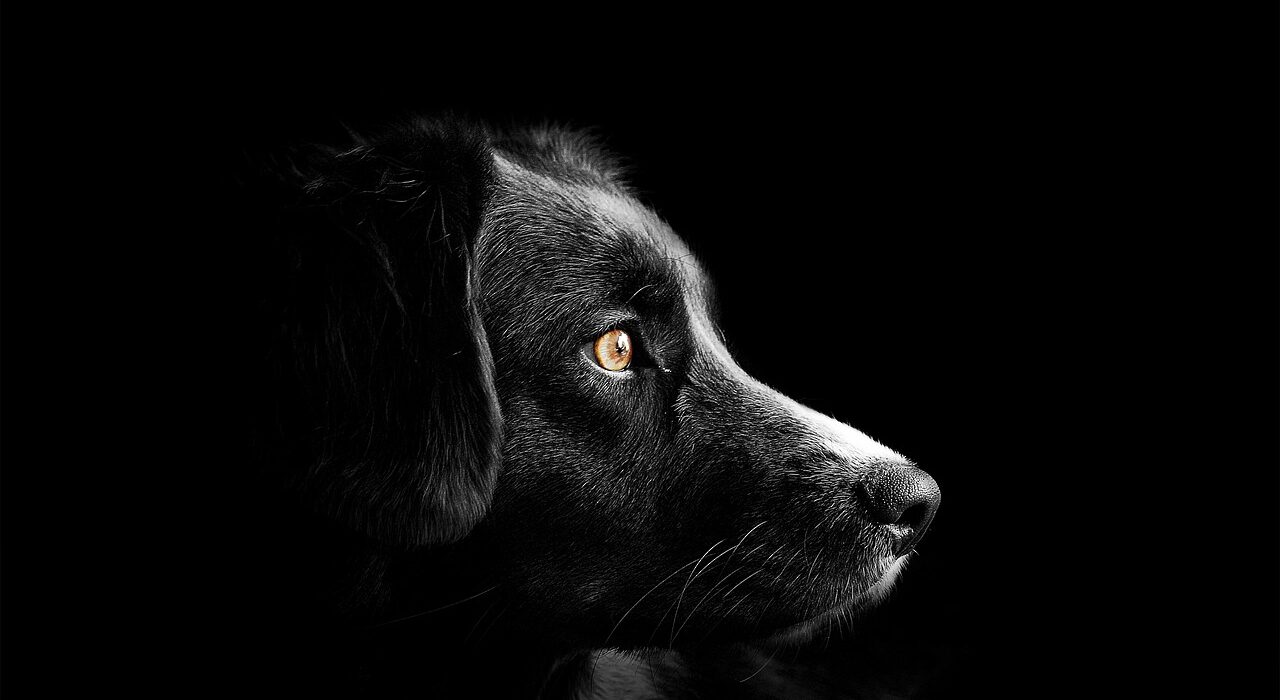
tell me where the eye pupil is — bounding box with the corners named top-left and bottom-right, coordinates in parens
top-left (593, 329), bottom-right (633, 371)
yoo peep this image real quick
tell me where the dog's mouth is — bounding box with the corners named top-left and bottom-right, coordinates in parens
top-left (759, 553), bottom-right (912, 646)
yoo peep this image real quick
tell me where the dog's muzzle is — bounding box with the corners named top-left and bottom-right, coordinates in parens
top-left (860, 467), bottom-right (941, 556)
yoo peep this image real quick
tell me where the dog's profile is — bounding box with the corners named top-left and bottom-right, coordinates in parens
top-left (242, 116), bottom-right (941, 698)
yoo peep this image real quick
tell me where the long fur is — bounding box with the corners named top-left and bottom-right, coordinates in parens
top-left (260, 118), bottom-right (502, 547)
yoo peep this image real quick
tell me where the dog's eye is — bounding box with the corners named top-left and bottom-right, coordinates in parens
top-left (593, 329), bottom-right (633, 371)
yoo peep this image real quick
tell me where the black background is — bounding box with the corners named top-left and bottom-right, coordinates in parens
top-left (2, 8), bottom-right (1277, 698)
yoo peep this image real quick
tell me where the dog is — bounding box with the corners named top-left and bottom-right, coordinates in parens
top-left (242, 116), bottom-right (941, 698)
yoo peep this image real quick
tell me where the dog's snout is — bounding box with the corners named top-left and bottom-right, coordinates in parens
top-left (862, 467), bottom-right (941, 555)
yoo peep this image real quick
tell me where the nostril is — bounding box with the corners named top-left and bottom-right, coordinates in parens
top-left (861, 466), bottom-right (942, 555)
top-left (897, 501), bottom-right (931, 531)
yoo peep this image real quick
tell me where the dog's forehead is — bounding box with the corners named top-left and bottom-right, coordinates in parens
top-left (483, 154), bottom-right (712, 310)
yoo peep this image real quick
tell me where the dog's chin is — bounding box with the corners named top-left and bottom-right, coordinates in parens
top-left (761, 554), bottom-right (911, 647)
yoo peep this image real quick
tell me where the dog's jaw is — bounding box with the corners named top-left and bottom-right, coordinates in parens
top-left (762, 553), bottom-right (912, 647)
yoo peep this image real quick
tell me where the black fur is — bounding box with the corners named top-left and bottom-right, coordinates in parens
top-left (258, 119), bottom-right (501, 547)
top-left (243, 115), bottom-right (941, 698)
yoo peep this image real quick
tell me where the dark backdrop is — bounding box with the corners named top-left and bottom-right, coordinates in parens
top-left (2, 10), bottom-right (1276, 698)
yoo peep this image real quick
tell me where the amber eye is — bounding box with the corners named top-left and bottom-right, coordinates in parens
top-left (592, 329), bottom-right (633, 371)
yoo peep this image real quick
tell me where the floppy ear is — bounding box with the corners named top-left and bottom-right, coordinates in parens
top-left (265, 117), bottom-right (501, 548)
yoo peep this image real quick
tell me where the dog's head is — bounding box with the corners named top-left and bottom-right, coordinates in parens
top-left (261, 116), bottom-right (940, 652)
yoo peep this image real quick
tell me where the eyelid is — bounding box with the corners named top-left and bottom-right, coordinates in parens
top-left (581, 314), bottom-right (638, 346)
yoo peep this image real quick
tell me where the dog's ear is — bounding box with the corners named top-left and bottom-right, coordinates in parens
top-left (262, 117), bottom-right (501, 548)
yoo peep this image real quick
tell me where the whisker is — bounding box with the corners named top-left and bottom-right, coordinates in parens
top-left (668, 520), bottom-right (778, 644)
top-left (723, 520), bottom-right (769, 570)
top-left (738, 643), bottom-right (783, 683)
top-left (767, 548), bottom-right (805, 589)
top-left (670, 564), bottom-right (747, 644)
top-left (694, 568), bottom-right (767, 644)
top-left (805, 547), bottom-right (826, 589)
top-left (625, 283), bottom-right (659, 304)
top-left (655, 540), bottom-right (762, 650)
top-left (473, 603), bottom-right (510, 646)
top-left (745, 548), bottom-right (808, 639)
top-left (670, 519), bottom-right (769, 641)
top-left (464, 599), bottom-right (500, 645)
top-left (747, 594), bottom-right (780, 637)
top-left (760, 542), bottom-right (789, 566)
top-left (737, 540), bottom-right (772, 562)
top-left (605, 556), bottom-right (702, 644)
top-left (668, 538), bottom-right (728, 644)
top-left (372, 585), bottom-right (499, 628)
top-left (690, 540), bottom-right (786, 641)
top-left (720, 567), bottom-right (766, 602)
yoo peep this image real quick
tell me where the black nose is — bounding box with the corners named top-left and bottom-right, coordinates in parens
top-left (862, 467), bottom-right (941, 555)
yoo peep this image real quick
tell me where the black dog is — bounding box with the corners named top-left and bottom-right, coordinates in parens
top-left (242, 116), bottom-right (941, 698)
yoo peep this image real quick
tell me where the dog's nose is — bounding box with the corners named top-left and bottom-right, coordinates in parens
top-left (861, 467), bottom-right (941, 555)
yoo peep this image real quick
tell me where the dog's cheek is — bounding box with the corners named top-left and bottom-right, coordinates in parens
top-left (485, 402), bottom-right (679, 610)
